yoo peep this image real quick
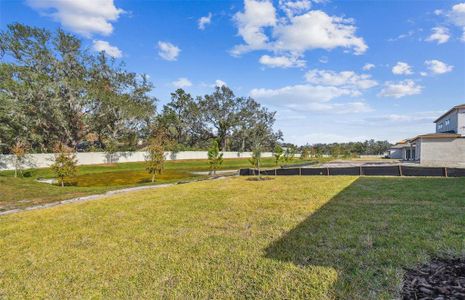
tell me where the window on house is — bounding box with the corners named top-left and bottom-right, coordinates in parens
top-left (445, 119), bottom-right (450, 126)
top-left (438, 123), bottom-right (443, 130)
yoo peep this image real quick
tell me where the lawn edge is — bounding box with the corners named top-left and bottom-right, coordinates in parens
top-left (0, 176), bottom-right (229, 216)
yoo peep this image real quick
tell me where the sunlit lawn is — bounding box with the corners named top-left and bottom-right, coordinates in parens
top-left (1, 176), bottom-right (464, 298)
top-left (0, 157), bottom-right (311, 211)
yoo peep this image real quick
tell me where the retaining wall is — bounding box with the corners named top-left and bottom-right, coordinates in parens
top-left (0, 151), bottom-right (273, 171)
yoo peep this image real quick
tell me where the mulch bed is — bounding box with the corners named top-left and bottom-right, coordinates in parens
top-left (402, 257), bottom-right (465, 299)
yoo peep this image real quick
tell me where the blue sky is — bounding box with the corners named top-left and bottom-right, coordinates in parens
top-left (1, 0), bottom-right (464, 145)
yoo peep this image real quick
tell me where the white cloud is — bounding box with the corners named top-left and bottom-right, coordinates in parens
top-left (362, 63), bottom-right (375, 71)
top-left (198, 13), bottom-right (212, 30)
top-left (444, 2), bottom-right (465, 41)
top-left (329, 102), bottom-right (373, 114)
top-left (272, 10), bottom-right (367, 55)
top-left (172, 77), bottom-right (192, 88)
top-left (232, 0), bottom-right (367, 67)
top-left (250, 67), bottom-right (376, 114)
top-left (157, 41), bottom-right (180, 61)
top-left (215, 79), bottom-right (227, 87)
top-left (425, 26), bottom-right (450, 44)
top-left (425, 59), bottom-right (454, 74)
top-left (250, 84), bottom-right (370, 113)
top-left (232, 0), bottom-right (277, 55)
top-left (392, 62), bottom-right (413, 75)
top-left (378, 80), bottom-right (423, 98)
top-left (259, 54), bottom-right (305, 68)
top-left (251, 84), bottom-right (351, 103)
top-left (449, 3), bottom-right (465, 27)
top-left (305, 69), bottom-right (378, 90)
top-left (388, 30), bottom-right (415, 42)
top-left (279, 0), bottom-right (312, 17)
top-left (367, 111), bottom-right (440, 124)
top-left (27, 0), bottom-right (123, 37)
top-left (92, 40), bottom-right (122, 58)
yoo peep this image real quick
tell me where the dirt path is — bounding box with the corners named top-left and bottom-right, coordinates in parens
top-left (0, 177), bottom-right (228, 216)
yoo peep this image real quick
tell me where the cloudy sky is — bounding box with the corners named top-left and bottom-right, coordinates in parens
top-left (1, 0), bottom-right (465, 144)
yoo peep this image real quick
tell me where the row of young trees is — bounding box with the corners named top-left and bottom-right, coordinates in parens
top-left (0, 23), bottom-right (282, 155)
top-left (38, 138), bottom-right (225, 187)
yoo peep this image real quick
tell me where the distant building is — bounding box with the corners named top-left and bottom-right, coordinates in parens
top-left (388, 104), bottom-right (465, 166)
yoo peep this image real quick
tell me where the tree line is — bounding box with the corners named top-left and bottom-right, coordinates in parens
top-left (0, 23), bottom-right (281, 154)
top-left (295, 140), bottom-right (392, 158)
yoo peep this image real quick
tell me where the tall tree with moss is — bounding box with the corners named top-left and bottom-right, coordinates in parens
top-left (0, 24), bottom-right (89, 151)
top-left (0, 23), bottom-right (156, 152)
top-left (50, 143), bottom-right (77, 187)
top-left (158, 89), bottom-right (205, 150)
top-left (207, 140), bottom-right (223, 175)
top-left (88, 53), bottom-right (156, 150)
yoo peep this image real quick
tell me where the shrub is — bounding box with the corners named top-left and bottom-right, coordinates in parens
top-left (50, 144), bottom-right (78, 187)
top-left (273, 145), bottom-right (283, 166)
top-left (208, 140), bottom-right (223, 175)
top-left (249, 148), bottom-right (262, 177)
top-left (145, 137), bottom-right (166, 183)
top-left (283, 146), bottom-right (296, 162)
top-left (11, 141), bottom-right (28, 178)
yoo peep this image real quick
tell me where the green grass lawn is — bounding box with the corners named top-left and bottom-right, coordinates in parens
top-left (0, 157), bottom-right (316, 211)
top-left (1, 176), bottom-right (464, 298)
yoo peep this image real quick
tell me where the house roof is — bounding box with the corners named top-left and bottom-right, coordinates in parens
top-left (390, 143), bottom-right (410, 149)
top-left (389, 139), bottom-right (412, 149)
top-left (434, 104), bottom-right (465, 123)
top-left (409, 133), bottom-right (462, 142)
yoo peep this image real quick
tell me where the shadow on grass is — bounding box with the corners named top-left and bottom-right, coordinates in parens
top-left (264, 177), bottom-right (465, 298)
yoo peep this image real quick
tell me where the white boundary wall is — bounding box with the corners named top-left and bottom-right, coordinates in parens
top-left (0, 151), bottom-right (273, 171)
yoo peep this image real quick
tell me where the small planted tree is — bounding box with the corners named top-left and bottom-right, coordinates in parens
top-left (145, 137), bottom-right (165, 183)
top-left (300, 147), bottom-right (310, 160)
top-left (50, 143), bottom-right (78, 187)
top-left (208, 140), bottom-right (223, 175)
top-left (11, 141), bottom-right (27, 178)
top-left (104, 138), bottom-right (118, 164)
top-left (330, 144), bottom-right (341, 158)
top-left (249, 147), bottom-right (262, 178)
top-left (273, 144), bottom-right (283, 166)
top-left (283, 146), bottom-right (296, 162)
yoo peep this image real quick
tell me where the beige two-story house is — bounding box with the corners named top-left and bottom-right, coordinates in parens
top-left (388, 104), bottom-right (465, 166)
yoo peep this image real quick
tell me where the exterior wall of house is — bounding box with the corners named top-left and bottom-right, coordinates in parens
top-left (414, 141), bottom-right (421, 160)
top-left (388, 148), bottom-right (403, 159)
top-left (0, 151), bottom-right (275, 171)
top-left (435, 108), bottom-right (465, 134)
top-left (458, 108), bottom-right (465, 135)
top-left (400, 146), bottom-right (416, 161)
top-left (417, 138), bottom-right (465, 166)
top-left (436, 110), bottom-right (458, 133)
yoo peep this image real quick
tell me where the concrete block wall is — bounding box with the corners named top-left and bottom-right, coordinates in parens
top-left (0, 151), bottom-right (273, 171)
top-left (419, 138), bottom-right (465, 167)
